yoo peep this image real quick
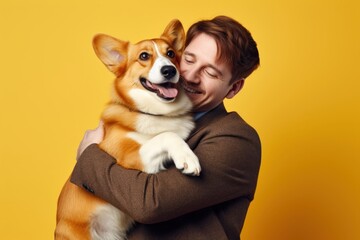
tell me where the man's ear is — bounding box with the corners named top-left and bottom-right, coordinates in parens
top-left (225, 78), bottom-right (245, 99)
top-left (92, 34), bottom-right (129, 75)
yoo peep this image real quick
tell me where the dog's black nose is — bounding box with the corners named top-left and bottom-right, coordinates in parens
top-left (161, 65), bottom-right (177, 80)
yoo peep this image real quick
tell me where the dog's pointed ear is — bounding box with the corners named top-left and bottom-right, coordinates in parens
top-left (160, 19), bottom-right (185, 54)
top-left (93, 34), bottom-right (129, 75)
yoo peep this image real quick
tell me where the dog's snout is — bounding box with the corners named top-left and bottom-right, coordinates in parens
top-left (161, 65), bottom-right (177, 80)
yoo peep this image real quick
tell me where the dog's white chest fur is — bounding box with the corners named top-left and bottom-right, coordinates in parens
top-left (129, 113), bottom-right (194, 142)
top-left (127, 113), bottom-right (197, 174)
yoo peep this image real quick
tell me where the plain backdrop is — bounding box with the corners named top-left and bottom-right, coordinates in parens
top-left (0, 0), bottom-right (359, 239)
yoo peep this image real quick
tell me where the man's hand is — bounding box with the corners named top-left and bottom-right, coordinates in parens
top-left (76, 121), bottom-right (105, 160)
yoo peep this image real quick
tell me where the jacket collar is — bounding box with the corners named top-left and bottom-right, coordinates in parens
top-left (188, 103), bottom-right (228, 139)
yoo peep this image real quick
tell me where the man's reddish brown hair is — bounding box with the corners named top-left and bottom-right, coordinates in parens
top-left (185, 15), bottom-right (260, 83)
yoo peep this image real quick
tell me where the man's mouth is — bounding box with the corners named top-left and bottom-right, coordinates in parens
top-left (181, 81), bottom-right (201, 94)
top-left (140, 77), bottom-right (178, 101)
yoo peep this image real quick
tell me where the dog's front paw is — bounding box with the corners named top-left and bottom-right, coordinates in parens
top-left (140, 132), bottom-right (201, 176)
top-left (171, 144), bottom-right (201, 176)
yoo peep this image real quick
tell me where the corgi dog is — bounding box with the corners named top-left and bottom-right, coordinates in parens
top-left (55, 19), bottom-right (201, 240)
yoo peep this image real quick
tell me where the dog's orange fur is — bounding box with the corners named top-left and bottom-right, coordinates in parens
top-left (55, 20), bottom-right (186, 239)
top-left (100, 106), bottom-right (144, 170)
top-left (56, 180), bottom-right (104, 239)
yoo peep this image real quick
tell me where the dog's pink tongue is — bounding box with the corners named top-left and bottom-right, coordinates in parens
top-left (158, 85), bottom-right (178, 98)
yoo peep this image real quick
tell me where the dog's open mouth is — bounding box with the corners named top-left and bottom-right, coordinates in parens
top-left (140, 77), bottom-right (178, 101)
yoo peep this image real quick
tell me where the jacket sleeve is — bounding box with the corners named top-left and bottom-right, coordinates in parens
top-left (70, 115), bottom-right (261, 224)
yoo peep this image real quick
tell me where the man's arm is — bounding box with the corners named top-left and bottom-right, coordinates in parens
top-left (70, 118), bottom-right (261, 224)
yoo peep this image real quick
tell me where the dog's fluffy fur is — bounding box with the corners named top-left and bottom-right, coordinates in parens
top-left (55, 20), bottom-right (201, 240)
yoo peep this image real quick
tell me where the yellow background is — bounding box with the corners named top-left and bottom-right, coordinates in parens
top-left (1, 0), bottom-right (359, 239)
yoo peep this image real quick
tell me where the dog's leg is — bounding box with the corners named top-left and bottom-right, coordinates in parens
top-left (56, 180), bottom-right (97, 240)
top-left (140, 132), bottom-right (201, 175)
top-left (90, 204), bottom-right (134, 240)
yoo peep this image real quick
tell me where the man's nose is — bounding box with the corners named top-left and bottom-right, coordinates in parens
top-left (183, 67), bottom-right (200, 84)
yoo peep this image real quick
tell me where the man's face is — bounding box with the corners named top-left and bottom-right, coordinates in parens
top-left (180, 33), bottom-right (237, 112)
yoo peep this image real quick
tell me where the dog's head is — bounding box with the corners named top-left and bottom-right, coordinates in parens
top-left (93, 20), bottom-right (192, 116)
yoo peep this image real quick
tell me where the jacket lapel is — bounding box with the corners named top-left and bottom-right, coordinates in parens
top-left (187, 103), bottom-right (228, 148)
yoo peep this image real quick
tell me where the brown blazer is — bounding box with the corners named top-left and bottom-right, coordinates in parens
top-left (70, 103), bottom-right (261, 240)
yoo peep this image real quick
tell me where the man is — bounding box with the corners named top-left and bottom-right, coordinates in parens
top-left (71, 15), bottom-right (261, 239)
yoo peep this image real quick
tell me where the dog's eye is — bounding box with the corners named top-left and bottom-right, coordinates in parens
top-left (139, 52), bottom-right (150, 61)
top-left (167, 50), bottom-right (175, 58)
